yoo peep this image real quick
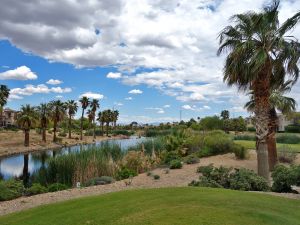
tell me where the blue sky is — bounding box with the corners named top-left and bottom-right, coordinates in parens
top-left (0, 0), bottom-right (299, 123)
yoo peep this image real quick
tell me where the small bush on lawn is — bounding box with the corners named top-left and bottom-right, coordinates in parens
top-left (272, 165), bottom-right (300, 193)
top-left (0, 180), bottom-right (24, 201)
top-left (276, 134), bottom-right (300, 144)
top-left (25, 183), bottom-right (48, 196)
top-left (232, 144), bottom-right (247, 160)
top-left (189, 177), bottom-right (223, 188)
top-left (153, 175), bottom-right (160, 180)
top-left (116, 167), bottom-right (138, 181)
top-left (292, 165), bottom-right (300, 186)
top-left (285, 125), bottom-right (300, 133)
top-left (85, 176), bottom-right (115, 187)
top-left (169, 159), bottom-right (182, 169)
top-left (185, 155), bottom-right (200, 164)
top-left (247, 127), bottom-right (256, 132)
top-left (47, 183), bottom-right (69, 192)
top-left (278, 145), bottom-right (296, 164)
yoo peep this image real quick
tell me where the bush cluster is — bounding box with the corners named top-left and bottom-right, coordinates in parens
top-left (191, 165), bottom-right (269, 192)
top-left (185, 155), bottom-right (200, 164)
top-left (169, 159), bottom-right (182, 169)
top-left (271, 165), bottom-right (300, 193)
top-left (85, 176), bottom-right (114, 186)
top-left (0, 180), bottom-right (24, 201)
top-left (115, 167), bottom-right (137, 180)
top-left (285, 125), bottom-right (300, 133)
top-left (276, 134), bottom-right (300, 144)
top-left (25, 183), bottom-right (47, 196)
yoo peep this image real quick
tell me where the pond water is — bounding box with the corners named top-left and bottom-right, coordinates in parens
top-left (0, 136), bottom-right (148, 181)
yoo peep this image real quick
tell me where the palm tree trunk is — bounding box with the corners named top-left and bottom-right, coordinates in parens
top-left (80, 109), bottom-right (84, 140)
top-left (22, 154), bottom-right (29, 187)
top-left (53, 120), bottom-right (57, 142)
top-left (42, 127), bottom-right (46, 142)
top-left (93, 118), bottom-right (96, 140)
top-left (24, 129), bottom-right (30, 147)
top-left (267, 107), bottom-right (278, 171)
top-left (0, 107), bottom-right (3, 127)
top-left (254, 73), bottom-right (270, 181)
top-left (106, 122), bottom-right (109, 136)
top-left (68, 115), bottom-right (72, 139)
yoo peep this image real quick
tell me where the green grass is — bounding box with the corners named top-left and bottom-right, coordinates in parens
top-left (234, 140), bottom-right (300, 153)
top-left (0, 187), bottom-right (300, 225)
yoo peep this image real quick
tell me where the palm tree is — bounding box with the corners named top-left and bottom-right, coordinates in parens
top-left (36, 103), bottom-right (51, 142)
top-left (65, 100), bottom-right (78, 139)
top-left (97, 111), bottom-right (105, 136)
top-left (218, 1), bottom-right (300, 179)
top-left (49, 100), bottom-right (66, 142)
top-left (102, 109), bottom-right (113, 136)
top-left (112, 110), bottom-right (119, 129)
top-left (245, 80), bottom-right (296, 170)
top-left (87, 109), bottom-right (94, 129)
top-left (79, 97), bottom-right (90, 140)
top-left (0, 85), bottom-right (10, 127)
top-left (90, 99), bottom-right (100, 139)
top-left (17, 105), bottom-right (37, 146)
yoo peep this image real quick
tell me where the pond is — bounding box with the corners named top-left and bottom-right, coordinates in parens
top-left (0, 136), bottom-right (148, 181)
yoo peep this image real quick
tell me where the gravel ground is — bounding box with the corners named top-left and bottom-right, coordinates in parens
top-left (0, 150), bottom-right (299, 216)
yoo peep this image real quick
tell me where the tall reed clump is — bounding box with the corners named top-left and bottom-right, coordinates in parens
top-left (32, 144), bottom-right (123, 187)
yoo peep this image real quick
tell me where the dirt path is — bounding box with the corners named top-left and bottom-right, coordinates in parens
top-left (1, 150), bottom-right (299, 216)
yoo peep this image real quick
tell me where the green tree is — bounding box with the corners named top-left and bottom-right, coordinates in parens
top-left (200, 116), bottom-right (223, 131)
top-left (65, 100), bottom-right (78, 139)
top-left (90, 99), bottom-right (100, 139)
top-left (220, 110), bottom-right (230, 120)
top-left (102, 109), bottom-right (113, 136)
top-left (112, 110), bottom-right (119, 129)
top-left (0, 85), bottom-right (10, 127)
top-left (97, 111), bottom-right (105, 136)
top-left (36, 103), bottom-right (51, 142)
top-left (218, 1), bottom-right (300, 179)
top-left (49, 100), bottom-right (66, 142)
top-left (17, 105), bottom-right (38, 146)
top-left (79, 96), bottom-right (90, 140)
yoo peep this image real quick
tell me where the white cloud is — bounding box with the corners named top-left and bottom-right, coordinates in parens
top-left (203, 105), bottom-right (210, 109)
top-left (163, 104), bottom-right (171, 108)
top-left (0, 66), bottom-right (37, 80)
top-left (145, 107), bottom-right (165, 114)
top-left (182, 105), bottom-right (193, 110)
top-left (128, 89), bottom-right (143, 94)
top-left (55, 95), bottom-right (63, 99)
top-left (125, 97), bottom-right (133, 100)
top-left (47, 79), bottom-right (63, 85)
top-left (80, 92), bottom-right (104, 100)
top-left (107, 72), bottom-right (122, 79)
top-left (114, 102), bottom-right (123, 106)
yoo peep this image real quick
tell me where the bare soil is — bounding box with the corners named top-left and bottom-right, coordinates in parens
top-left (1, 150), bottom-right (299, 216)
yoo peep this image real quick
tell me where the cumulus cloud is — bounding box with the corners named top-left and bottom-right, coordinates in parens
top-left (125, 97), bottom-right (133, 100)
top-left (128, 89), bottom-right (143, 94)
top-left (163, 104), bottom-right (171, 108)
top-left (0, 66), bottom-right (37, 80)
top-left (107, 72), bottom-right (122, 79)
top-left (47, 79), bottom-right (63, 85)
top-left (80, 92), bottom-right (104, 100)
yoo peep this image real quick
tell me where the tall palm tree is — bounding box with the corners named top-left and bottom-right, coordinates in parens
top-left (79, 97), bottom-right (90, 140)
top-left (112, 110), bottom-right (119, 129)
top-left (245, 80), bottom-right (296, 170)
top-left (97, 111), bottom-right (105, 136)
top-left (36, 103), bottom-right (51, 142)
top-left (90, 99), bottom-right (100, 139)
top-left (49, 100), bottom-right (66, 142)
top-left (218, 1), bottom-right (300, 179)
top-left (0, 85), bottom-right (10, 127)
top-left (65, 100), bottom-right (78, 139)
top-left (102, 109), bottom-right (112, 136)
top-left (17, 105), bottom-right (37, 147)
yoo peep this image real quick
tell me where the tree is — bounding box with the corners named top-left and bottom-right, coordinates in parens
top-left (97, 111), bottom-right (105, 136)
top-left (79, 96), bottom-right (90, 140)
top-left (112, 110), bottom-right (119, 129)
top-left (17, 105), bottom-right (37, 147)
top-left (220, 110), bottom-right (230, 120)
top-left (200, 116), bottom-right (223, 131)
top-left (90, 99), bottom-right (100, 139)
top-left (218, 1), bottom-right (300, 179)
top-left (245, 80), bottom-right (296, 170)
top-left (49, 100), bottom-right (66, 142)
top-left (0, 85), bottom-right (10, 127)
top-left (65, 100), bottom-right (78, 139)
top-left (36, 103), bottom-right (51, 142)
top-left (102, 109), bottom-right (113, 136)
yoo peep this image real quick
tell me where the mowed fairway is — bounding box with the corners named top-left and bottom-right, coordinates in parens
top-left (0, 188), bottom-right (299, 225)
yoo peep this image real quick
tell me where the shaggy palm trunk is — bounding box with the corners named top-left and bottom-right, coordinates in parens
top-left (22, 154), bottom-right (29, 187)
top-left (253, 72), bottom-right (270, 181)
top-left (267, 108), bottom-right (278, 171)
top-left (24, 129), bottom-right (30, 147)
top-left (80, 109), bottom-right (84, 140)
top-left (53, 120), bottom-right (57, 142)
top-left (42, 127), bottom-right (46, 142)
top-left (68, 115), bottom-right (72, 139)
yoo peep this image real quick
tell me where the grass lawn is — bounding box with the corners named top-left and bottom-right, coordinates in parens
top-left (0, 187), bottom-right (300, 225)
top-left (234, 140), bottom-right (300, 153)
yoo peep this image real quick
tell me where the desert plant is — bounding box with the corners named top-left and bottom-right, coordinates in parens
top-left (185, 155), bottom-right (200, 164)
top-left (48, 183), bottom-right (69, 192)
top-left (153, 175), bottom-right (160, 180)
top-left (271, 165), bottom-right (295, 193)
top-left (0, 180), bottom-right (24, 201)
top-left (85, 176), bottom-right (114, 186)
top-left (169, 159), bottom-right (182, 169)
top-left (115, 167), bottom-right (137, 181)
top-left (25, 183), bottom-right (47, 196)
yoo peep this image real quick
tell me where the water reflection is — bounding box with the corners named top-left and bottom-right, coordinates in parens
top-left (0, 136), bottom-right (146, 180)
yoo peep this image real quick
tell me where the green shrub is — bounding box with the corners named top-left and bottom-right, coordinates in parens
top-left (153, 175), bottom-right (160, 180)
top-left (233, 135), bottom-right (255, 141)
top-left (162, 151), bottom-right (181, 164)
top-left (271, 165), bottom-right (295, 193)
top-left (291, 165), bottom-right (300, 186)
top-left (144, 129), bottom-right (173, 137)
top-left (276, 134), bottom-right (300, 144)
top-left (232, 144), bottom-right (247, 159)
top-left (247, 127), bottom-right (256, 132)
top-left (185, 155), bottom-right (200, 164)
top-left (25, 183), bottom-right (47, 196)
top-left (47, 183), bottom-right (69, 192)
top-left (0, 180), bottom-right (24, 201)
top-left (278, 145), bottom-right (297, 164)
top-left (111, 130), bottom-right (134, 136)
top-left (85, 176), bottom-right (114, 186)
top-left (169, 159), bottom-right (182, 169)
top-left (116, 168), bottom-right (137, 180)
top-left (85, 128), bottom-right (104, 136)
top-left (197, 164), bottom-right (214, 176)
top-left (285, 125), bottom-right (300, 133)
top-left (189, 177), bottom-right (223, 188)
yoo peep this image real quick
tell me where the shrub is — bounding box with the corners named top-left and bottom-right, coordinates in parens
top-left (285, 125), bottom-right (300, 133)
top-left (85, 176), bottom-right (114, 186)
top-left (278, 145), bottom-right (296, 164)
top-left (116, 167), bottom-right (137, 181)
top-left (291, 165), bottom-right (300, 186)
top-left (162, 151), bottom-right (181, 164)
top-left (232, 144), bottom-right (247, 160)
top-left (247, 127), bottom-right (256, 132)
top-left (185, 155), bottom-right (200, 164)
top-left (26, 183), bottom-right (48, 196)
top-left (189, 177), bottom-right (223, 188)
top-left (276, 134), bottom-right (300, 144)
top-left (271, 165), bottom-right (295, 193)
top-left (153, 175), bottom-right (160, 180)
top-left (169, 159), bottom-right (182, 169)
top-left (85, 128), bottom-right (104, 136)
top-left (58, 131), bottom-right (67, 137)
top-left (147, 172), bottom-right (152, 176)
top-left (233, 135), bottom-right (255, 141)
top-left (122, 151), bottom-right (151, 174)
top-left (197, 164), bottom-right (214, 176)
top-left (0, 180), bottom-right (24, 201)
top-left (144, 129), bottom-right (173, 137)
top-left (48, 183), bottom-right (69, 192)
top-left (111, 130), bottom-right (134, 136)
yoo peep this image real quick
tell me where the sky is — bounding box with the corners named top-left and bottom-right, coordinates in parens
top-left (0, 0), bottom-right (299, 124)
